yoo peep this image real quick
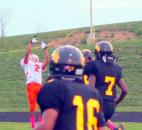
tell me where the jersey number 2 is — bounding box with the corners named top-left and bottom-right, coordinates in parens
top-left (34, 64), bottom-right (40, 72)
top-left (73, 95), bottom-right (100, 130)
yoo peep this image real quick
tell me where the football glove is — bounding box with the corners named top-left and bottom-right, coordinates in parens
top-left (31, 36), bottom-right (38, 44)
top-left (40, 41), bottom-right (48, 50)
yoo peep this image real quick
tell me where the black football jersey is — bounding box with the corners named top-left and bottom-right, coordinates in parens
top-left (37, 78), bottom-right (105, 130)
top-left (83, 59), bottom-right (122, 101)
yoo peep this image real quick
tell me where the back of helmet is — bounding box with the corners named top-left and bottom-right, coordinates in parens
top-left (94, 41), bottom-right (117, 63)
top-left (82, 49), bottom-right (93, 63)
top-left (49, 45), bottom-right (85, 80)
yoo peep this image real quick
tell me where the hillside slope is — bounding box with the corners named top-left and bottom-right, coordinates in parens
top-left (1, 21), bottom-right (142, 51)
top-left (0, 21), bottom-right (142, 112)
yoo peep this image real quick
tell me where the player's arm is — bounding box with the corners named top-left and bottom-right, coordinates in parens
top-left (42, 47), bottom-right (49, 70)
top-left (24, 37), bottom-right (37, 64)
top-left (88, 75), bottom-right (96, 87)
top-left (115, 78), bottom-right (128, 105)
top-left (40, 41), bottom-right (49, 70)
top-left (33, 108), bottom-right (58, 130)
top-left (35, 81), bottom-right (62, 130)
top-left (83, 61), bottom-right (96, 87)
top-left (24, 42), bottom-right (32, 64)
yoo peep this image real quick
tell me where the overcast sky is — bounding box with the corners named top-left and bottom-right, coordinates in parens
top-left (0, 0), bottom-right (142, 36)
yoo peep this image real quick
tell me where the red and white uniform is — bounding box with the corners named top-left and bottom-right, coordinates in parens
top-left (20, 58), bottom-right (43, 112)
top-left (20, 59), bottom-right (43, 85)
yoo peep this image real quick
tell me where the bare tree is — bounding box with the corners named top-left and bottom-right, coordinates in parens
top-left (0, 9), bottom-right (11, 37)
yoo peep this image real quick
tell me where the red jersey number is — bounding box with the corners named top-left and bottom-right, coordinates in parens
top-left (34, 64), bottom-right (40, 72)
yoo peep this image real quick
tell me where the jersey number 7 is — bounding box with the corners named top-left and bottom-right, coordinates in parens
top-left (105, 76), bottom-right (116, 96)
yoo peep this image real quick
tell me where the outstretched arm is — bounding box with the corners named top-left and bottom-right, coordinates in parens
top-left (40, 41), bottom-right (49, 70)
top-left (24, 37), bottom-right (37, 64)
top-left (24, 41), bottom-right (33, 64)
top-left (42, 47), bottom-right (49, 70)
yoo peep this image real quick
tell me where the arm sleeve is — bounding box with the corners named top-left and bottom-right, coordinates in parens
top-left (37, 82), bottom-right (63, 113)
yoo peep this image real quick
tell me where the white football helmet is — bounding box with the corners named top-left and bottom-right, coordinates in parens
top-left (29, 53), bottom-right (39, 63)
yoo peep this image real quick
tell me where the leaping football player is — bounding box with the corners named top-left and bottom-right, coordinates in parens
top-left (20, 37), bottom-right (49, 128)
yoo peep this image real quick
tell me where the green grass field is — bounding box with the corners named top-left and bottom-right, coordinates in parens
top-left (0, 122), bottom-right (141, 130)
top-left (0, 21), bottom-right (142, 112)
top-left (1, 39), bottom-right (141, 112)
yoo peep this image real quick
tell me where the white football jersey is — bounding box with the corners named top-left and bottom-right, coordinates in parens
top-left (20, 59), bottom-right (43, 85)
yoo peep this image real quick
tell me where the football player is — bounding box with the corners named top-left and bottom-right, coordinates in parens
top-left (20, 37), bottom-right (49, 128)
top-left (82, 49), bottom-right (93, 85)
top-left (83, 41), bottom-right (128, 130)
top-left (34, 45), bottom-right (106, 130)
top-left (82, 49), bottom-right (93, 63)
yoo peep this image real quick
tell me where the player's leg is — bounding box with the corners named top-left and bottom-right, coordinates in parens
top-left (35, 83), bottom-right (42, 124)
top-left (103, 100), bottom-right (117, 130)
top-left (27, 83), bottom-right (37, 128)
top-left (103, 101), bottom-right (125, 130)
top-left (107, 119), bottom-right (117, 130)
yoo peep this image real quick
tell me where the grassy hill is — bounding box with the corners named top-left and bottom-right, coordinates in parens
top-left (0, 21), bottom-right (142, 112)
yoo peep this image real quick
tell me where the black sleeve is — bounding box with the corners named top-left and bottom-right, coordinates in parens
top-left (37, 82), bottom-right (63, 113)
top-left (83, 61), bottom-right (97, 76)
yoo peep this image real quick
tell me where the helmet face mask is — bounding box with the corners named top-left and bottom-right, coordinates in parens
top-left (29, 54), bottom-right (39, 63)
top-left (49, 45), bottom-right (85, 78)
